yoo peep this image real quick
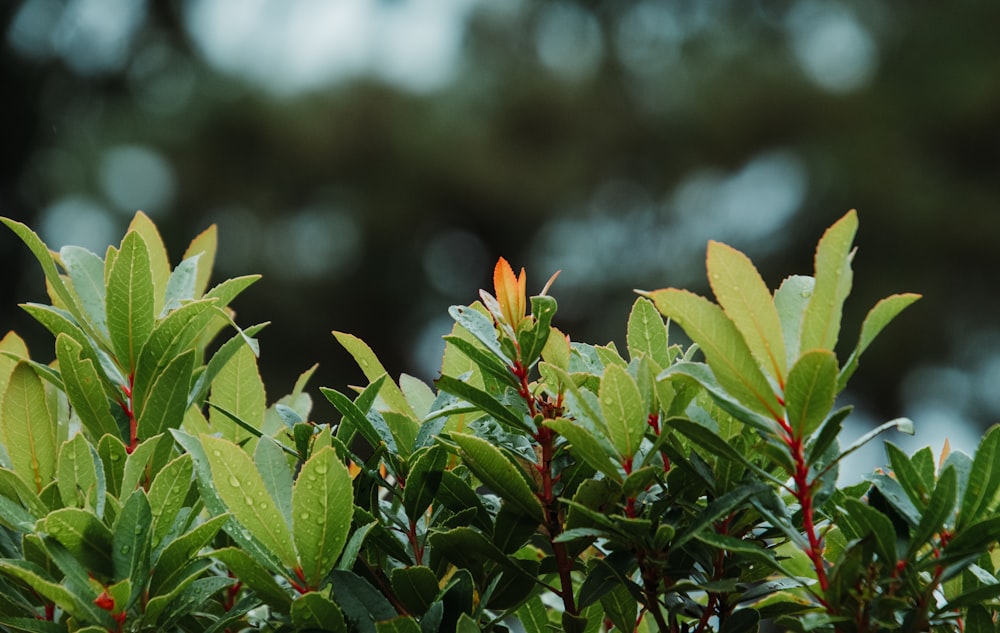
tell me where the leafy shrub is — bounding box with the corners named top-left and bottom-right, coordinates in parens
top-left (0, 210), bottom-right (997, 633)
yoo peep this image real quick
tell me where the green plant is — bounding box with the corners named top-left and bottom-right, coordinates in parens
top-left (1, 210), bottom-right (999, 633)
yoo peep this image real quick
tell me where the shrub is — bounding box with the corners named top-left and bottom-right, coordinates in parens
top-left (0, 210), bottom-right (997, 633)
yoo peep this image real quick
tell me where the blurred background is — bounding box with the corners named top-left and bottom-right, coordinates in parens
top-left (1, 0), bottom-right (998, 466)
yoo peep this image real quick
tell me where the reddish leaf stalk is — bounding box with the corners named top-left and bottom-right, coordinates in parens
top-left (120, 374), bottom-right (138, 454)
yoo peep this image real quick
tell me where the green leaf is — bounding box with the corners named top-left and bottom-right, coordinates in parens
top-left (333, 331), bottom-right (417, 418)
top-left (800, 210), bottom-right (857, 353)
top-left (132, 299), bottom-right (218, 409)
top-left (434, 374), bottom-right (531, 432)
top-left (113, 489), bottom-right (151, 608)
top-left (329, 569), bottom-right (397, 630)
top-left (205, 549), bottom-right (286, 611)
top-left (161, 255), bottom-right (200, 315)
top-left (56, 433), bottom-right (101, 510)
top-left (600, 583), bottom-right (637, 633)
top-left (136, 350), bottom-right (195, 440)
top-left (291, 591), bottom-right (347, 632)
top-left (627, 297), bottom-right (670, 367)
top-left (599, 364), bottom-right (646, 460)
top-left (958, 425), bottom-right (1000, 529)
top-left (403, 444), bottom-right (448, 519)
top-left (2, 363), bottom-right (57, 493)
top-left (254, 436), bottom-right (294, 530)
top-left (544, 418), bottom-right (622, 482)
top-left (200, 435), bottom-right (298, 569)
top-left (0, 560), bottom-right (111, 626)
top-left (98, 435), bottom-right (127, 498)
top-left (377, 617), bottom-right (422, 633)
top-left (390, 566), bottom-right (439, 616)
top-left (127, 211), bottom-right (171, 318)
top-left (121, 434), bottom-right (163, 494)
top-left (515, 595), bottom-right (550, 633)
top-left (55, 334), bottom-right (120, 442)
top-left (644, 289), bottom-right (782, 420)
top-left (447, 304), bottom-right (512, 365)
top-left (43, 508), bottom-right (114, 578)
top-left (0, 467), bottom-right (47, 519)
top-left (444, 433), bottom-right (544, 522)
top-left (842, 497), bottom-right (896, 565)
top-left (784, 350), bottom-right (838, 437)
top-left (149, 512), bottom-right (229, 597)
top-left (106, 230), bottom-right (155, 373)
top-left (838, 293), bottom-right (921, 388)
top-left (181, 223), bottom-right (218, 299)
top-left (59, 245), bottom-right (109, 339)
top-left (147, 453), bottom-right (193, 546)
top-left (188, 322), bottom-right (268, 407)
top-left (208, 344), bottom-right (265, 445)
top-left (442, 335), bottom-right (520, 390)
top-left (773, 275), bottom-right (814, 368)
top-left (322, 381), bottom-right (399, 453)
top-left (292, 446), bottom-right (354, 589)
top-left (673, 482), bottom-right (770, 547)
top-left (707, 240), bottom-right (787, 384)
top-left (518, 295), bottom-right (558, 366)
top-left (908, 465), bottom-right (956, 557)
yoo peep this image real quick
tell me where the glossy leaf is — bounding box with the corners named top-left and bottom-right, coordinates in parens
top-left (161, 255), bottom-right (200, 315)
top-left (333, 330), bottom-right (416, 418)
top-left (55, 334), bottom-right (120, 441)
top-left (908, 465), bottom-right (956, 557)
top-left (448, 303), bottom-right (511, 364)
top-left (518, 295), bottom-right (557, 366)
top-left (435, 374), bottom-right (530, 432)
top-left (329, 569), bottom-right (397, 628)
top-left (785, 350), bottom-right (838, 437)
top-left (147, 453), bottom-right (194, 545)
top-left (800, 210), bottom-right (857, 353)
top-left (292, 446), bottom-right (354, 588)
top-left (56, 433), bottom-right (101, 510)
top-left (121, 434), bottom-right (163, 494)
top-left (958, 425), bottom-right (1000, 529)
top-left (2, 363), bottom-right (57, 493)
top-left (135, 349), bottom-right (195, 439)
top-left (646, 288), bottom-right (782, 419)
top-left (626, 296), bottom-right (670, 367)
top-left (842, 497), bottom-right (896, 565)
top-left (599, 364), bottom-right (646, 460)
top-left (403, 444), bottom-right (448, 519)
top-left (106, 230), bottom-right (155, 373)
top-left (200, 435), bottom-right (297, 570)
top-left (601, 583), bottom-right (637, 633)
top-left (59, 245), bottom-right (108, 339)
top-left (544, 418), bottom-right (622, 482)
top-left (127, 211), bottom-right (171, 317)
top-left (291, 591), bottom-right (347, 632)
top-left (0, 560), bottom-right (111, 626)
top-left (377, 617), bottom-right (422, 633)
top-left (445, 433), bottom-right (544, 522)
top-left (43, 508), bottom-right (113, 578)
top-left (113, 489), bottom-right (151, 608)
top-left (254, 436), bottom-right (294, 529)
top-left (773, 275), bottom-right (814, 368)
top-left (390, 566), bottom-right (439, 616)
top-left (181, 223), bottom-right (218, 299)
top-left (149, 513), bottom-right (229, 597)
top-left (708, 240), bottom-right (787, 384)
top-left (209, 344), bottom-right (265, 445)
top-left (208, 546), bottom-right (292, 610)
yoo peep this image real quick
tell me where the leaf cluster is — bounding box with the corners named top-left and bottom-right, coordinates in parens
top-left (0, 211), bottom-right (996, 633)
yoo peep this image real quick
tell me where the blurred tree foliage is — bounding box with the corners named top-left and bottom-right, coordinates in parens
top-left (1, 0), bottom-right (999, 441)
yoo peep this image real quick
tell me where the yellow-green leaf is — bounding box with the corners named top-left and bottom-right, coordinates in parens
top-left (598, 364), bottom-right (645, 461)
top-left (209, 344), bottom-right (265, 445)
top-left (1, 363), bottom-right (57, 493)
top-left (707, 240), bottom-right (787, 385)
top-left (333, 331), bottom-right (416, 419)
top-left (201, 435), bottom-right (297, 570)
top-left (182, 223), bottom-right (218, 299)
top-left (644, 289), bottom-right (782, 420)
top-left (292, 447), bottom-right (354, 589)
top-left (127, 211), bottom-right (171, 317)
top-left (57, 433), bottom-right (100, 509)
top-left (106, 231), bottom-right (155, 373)
top-left (839, 293), bottom-right (921, 388)
top-left (626, 297), bottom-right (670, 368)
top-left (56, 334), bottom-right (120, 442)
top-left (785, 350), bottom-right (838, 437)
top-left (801, 210), bottom-right (857, 353)
top-left (448, 433), bottom-right (544, 522)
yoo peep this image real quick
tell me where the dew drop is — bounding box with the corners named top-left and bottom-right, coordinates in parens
top-left (228, 476), bottom-right (241, 488)
top-left (259, 502), bottom-right (268, 510)
top-left (314, 463), bottom-right (328, 475)
top-left (120, 545), bottom-right (131, 555)
top-left (134, 525), bottom-right (144, 535)
top-left (213, 450), bottom-right (223, 457)
top-left (109, 452), bottom-right (122, 461)
top-left (300, 512), bottom-right (311, 521)
top-left (244, 496), bottom-right (254, 506)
